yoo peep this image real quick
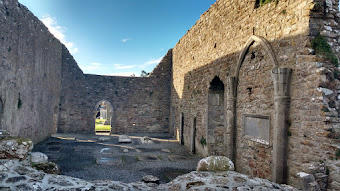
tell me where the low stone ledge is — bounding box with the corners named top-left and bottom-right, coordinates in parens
top-left (0, 137), bottom-right (33, 160)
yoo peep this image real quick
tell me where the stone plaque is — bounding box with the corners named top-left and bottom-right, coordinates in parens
top-left (243, 114), bottom-right (270, 145)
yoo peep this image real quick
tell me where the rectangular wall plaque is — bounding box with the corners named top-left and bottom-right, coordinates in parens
top-left (243, 114), bottom-right (270, 145)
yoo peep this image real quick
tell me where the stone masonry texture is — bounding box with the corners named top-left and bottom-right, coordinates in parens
top-left (0, 0), bottom-right (62, 143)
top-left (1, 0), bottom-right (340, 189)
top-left (170, 0), bottom-right (340, 189)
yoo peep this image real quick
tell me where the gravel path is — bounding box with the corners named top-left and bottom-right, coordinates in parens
top-left (33, 133), bottom-right (202, 184)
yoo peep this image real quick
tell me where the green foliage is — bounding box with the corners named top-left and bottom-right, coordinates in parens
top-left (334, 70), bottom-right (340, 79)
top-left (287, 131), bottom-right (292, 136)
top-left (326, 167), bottom-right (330, 175)
top-left (17, 93), bottom-right (22, 109)
top-left (312, 34), bottom-right (339, 66)
top-left (200, 136), bottom-right (207, 147)
top-left (260, 0), bottom-right (274, 6)
top-left (149, 91), bottom-right (153, 97)
top-left (281, 9), bottom-right (287, 15)
top-left (322, 106), bottom-right (330, 112)
top-left (95, 119), bottom-right (111, 131)
top-left (141, 70), bottom-right (150, 77)
top-left (336, 149), bottom-right (340, 157)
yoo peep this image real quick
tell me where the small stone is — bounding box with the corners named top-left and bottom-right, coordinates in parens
top-left (186, 181), bottom-right (205, 189)
top-left (161, 149), bottom-right (171, 153)
top-left (146, 183), bottom-right (158, 187)
top-left (123, 149), bottom-right (128, 153)
top-left (16, 183), bottom-right (32, 190)
top-left (297, 172), bottom-right (316, 191)
top-left (98, 137), bottom-right (110, 141)
top-left (141, 136), bottom-right (153, 144)
top-left (5, 176), bottom-right (27, 183)
top-left (14, 166), bottom-right (34, 175)
top-left (308, 181), bottom-right (321, 191)
top-left (142, 175), bottom-right (160, 184)
top-left (31, 152), bottom-right (48, 164)
top-left (118, 135), bottom-right (131, 143)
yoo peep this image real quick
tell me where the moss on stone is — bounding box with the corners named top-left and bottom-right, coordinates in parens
top-left (336, 149), bottom-right (340, 157)
top-left (260, 0), bottom-right (274, 6)
top-left (312, 34), bottom-right (339, 67)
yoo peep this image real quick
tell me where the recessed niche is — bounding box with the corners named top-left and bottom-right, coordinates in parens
top-left (243, 114), bottom-right (270, 145)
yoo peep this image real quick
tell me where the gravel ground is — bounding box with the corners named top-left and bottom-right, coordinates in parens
top-left (33, 133), bottom-right (202, 184)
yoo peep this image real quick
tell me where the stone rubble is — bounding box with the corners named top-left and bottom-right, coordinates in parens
top-left (0, 138), bottom-right (33, 160)
top-left (30, 152), bottom-right (48, 164)
top-left (197, 156), bottom-right (235, 172)
top-left (0, 158), bottom-right (299, 191)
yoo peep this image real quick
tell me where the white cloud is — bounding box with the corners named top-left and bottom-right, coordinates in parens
top-left (142, 57), bottom-right (163, 66)
top-left (113, 64), bottom-right (137, 69)
top-left (121, 38), bottom-right (131, 43)
top-left (105, 72), bottom-right (136, 77)
top-left (40, 15), bottom-right (79, 54)
top-left (79, 62), bottom-right (107, 72)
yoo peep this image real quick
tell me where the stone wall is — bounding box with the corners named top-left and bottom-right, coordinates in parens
top-left (0, 0), bottom-right (62, 143)
top-left (171, 0), bottom-right (340, 189)
top-left (0, 0), bottom-right (172, 142)
top-left (58, 50), bottom-right (172, 134)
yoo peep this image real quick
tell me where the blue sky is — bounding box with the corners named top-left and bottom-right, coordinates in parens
top-left (18, 0), bottom-right (216, 76)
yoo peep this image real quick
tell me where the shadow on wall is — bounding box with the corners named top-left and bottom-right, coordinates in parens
top-left (0, 97), bottom-right (2, 129)
top-left (170, 33), bottom-right (332, 186)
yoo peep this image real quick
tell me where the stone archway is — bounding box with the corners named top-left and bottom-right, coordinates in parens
top-left (207, 76), bottom-right (225, 155)
top-left (93, 100), bottom-right (114, 135)
top-left (226, 35), bottom-right (292, 183)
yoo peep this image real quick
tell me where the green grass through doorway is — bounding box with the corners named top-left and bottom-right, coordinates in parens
top-left (95, 119), bottom-right (111, 131)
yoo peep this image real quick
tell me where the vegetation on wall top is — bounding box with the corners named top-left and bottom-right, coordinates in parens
top-left (312, 34), bottom-right (339, 67)
top-left (260, 0), bottom-right (274, 6)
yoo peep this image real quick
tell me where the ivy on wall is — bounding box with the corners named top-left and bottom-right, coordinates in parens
top-left (312, 34), bottom-right (339, 66)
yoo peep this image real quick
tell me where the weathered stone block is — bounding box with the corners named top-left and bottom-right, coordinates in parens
top-left (197, 156), bottom-right (234, 172)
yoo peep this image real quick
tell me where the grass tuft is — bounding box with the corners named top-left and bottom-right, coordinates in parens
top-left (312, 34), bottom-right (339, 67)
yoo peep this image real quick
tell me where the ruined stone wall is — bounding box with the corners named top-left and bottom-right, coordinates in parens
top-left (0, 0), bottom-right (62, 143)
top-left (171, 0), bottom-right (340, 188)
top-left (58, 50), bottom-right (172, 134)
top-left (58, 46), bottom-right (90, 133)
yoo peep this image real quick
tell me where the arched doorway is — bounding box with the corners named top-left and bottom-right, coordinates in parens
top-left (207, 76), bottom-right (225, 155)
top-left (94, 100), bottom-right (114, 135)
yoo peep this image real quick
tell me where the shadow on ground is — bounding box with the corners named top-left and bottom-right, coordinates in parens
top-left (33, 133), bottom-right (202, 184)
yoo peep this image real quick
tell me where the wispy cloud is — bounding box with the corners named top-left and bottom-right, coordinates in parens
top-left (142, 57), bottom-right (163, 67)
top-left (121, 38), bottom-right (131, 43)
top-left (79, 62), bottom-right (107, 73)
top-left (40, 15), bottom-right (79, 54)
top-left (113, 64), bottom-right (137, 69)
